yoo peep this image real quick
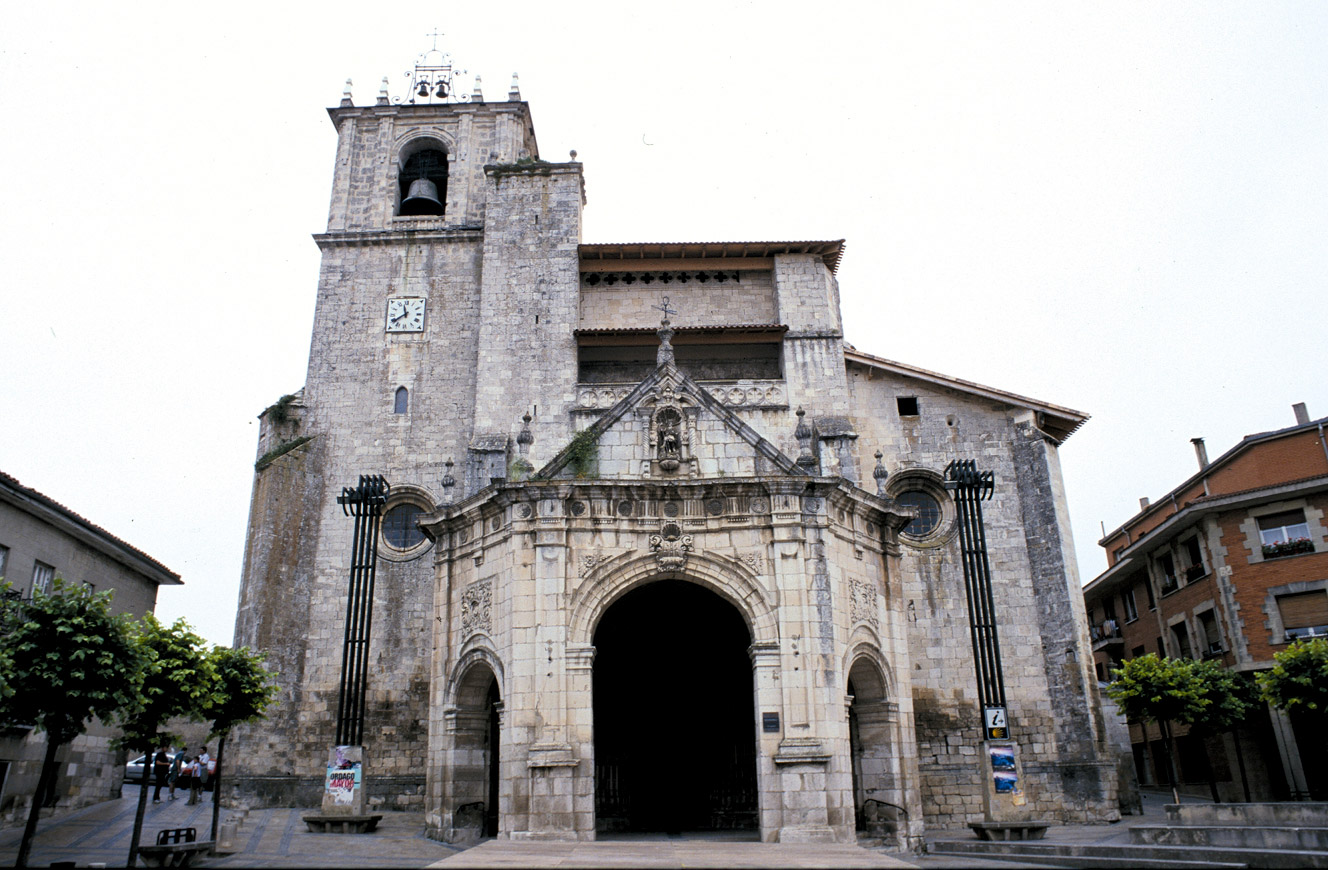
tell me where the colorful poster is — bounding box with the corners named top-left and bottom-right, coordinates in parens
top-left (989, 744), bottom-right (1016, 771)
top-left (325, 745), bottom-right (362, 807)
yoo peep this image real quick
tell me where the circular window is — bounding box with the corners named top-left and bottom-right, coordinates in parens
top-left (895, 491), bottom-right (942, 538)
top-left (383, 503), bottom-right (426, 550)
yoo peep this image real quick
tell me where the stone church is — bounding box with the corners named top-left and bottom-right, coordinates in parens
top-left (230, 59), bottom-right (1119, 847)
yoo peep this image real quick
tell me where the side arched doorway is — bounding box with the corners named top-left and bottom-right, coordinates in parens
top-left (592, 579), bottom-right (758, 834)
top-left (446, 661), bottom-right (502, 841)
top-left (847, 656), bottom-right (906, 841)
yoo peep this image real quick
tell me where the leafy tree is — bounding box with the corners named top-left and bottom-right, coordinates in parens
top-left (1258, 637), bottom-right (1328, 716)
top-left (1105, 653), bottom-right (1208, 804)
top-left (120, 615), bottom-right (216, 869)
top-left (0, 579), bottom-right (143, 868)
top-left (1187, 660), bottom-right (1260, 802)
top-left (205, 645), bottom-right (278, 845)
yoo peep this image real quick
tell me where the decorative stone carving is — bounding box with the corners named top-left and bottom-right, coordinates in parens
top-left (460, 581), bottom-right (492, 636)
top-left (850, 578), bottom-right (879, 628)
top-left (579, 552), bottom-right (609, 577)
top-left (573, 380), bottom-right (786, 413)
top-left (740, 551), bottom-right (766, 575)
top-left (650, 522), bottom-right (693, 571)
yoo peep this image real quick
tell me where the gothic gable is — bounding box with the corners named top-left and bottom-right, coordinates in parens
top-left (535, 362), bottom-right (807, 482)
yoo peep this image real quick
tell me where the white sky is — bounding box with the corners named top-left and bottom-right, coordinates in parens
top-left (2, 2), bottom-right (1325, 648)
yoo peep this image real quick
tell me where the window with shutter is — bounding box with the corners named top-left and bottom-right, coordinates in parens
top-left (1278, 591), bottom-right (1328, 640)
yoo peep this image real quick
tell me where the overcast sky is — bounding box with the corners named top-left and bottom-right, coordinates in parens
top-left (2, 2), bottom-right (1325, 647)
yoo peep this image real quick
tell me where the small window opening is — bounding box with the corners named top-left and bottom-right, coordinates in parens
top-left (399, 149), bottom-right (448, 217)
top-left (394, 387), bottom-right (409, 415)
top-left (897, 396), bottom-right (919, 416)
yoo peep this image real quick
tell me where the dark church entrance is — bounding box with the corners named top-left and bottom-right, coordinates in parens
top-left (593, 579), bottom-right (759, 834)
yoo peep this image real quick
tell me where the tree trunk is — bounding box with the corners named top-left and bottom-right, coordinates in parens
top-left (1160, 719), bottom-right (1181, 805)
top-left (127, 745), bottom-right (153, 869)
top-left (15, 736), bottom-right (62, 868)
top-left (1232, 728), bottom-right (1251, 802)
top-left (210, 734), bottom-right (226, 849)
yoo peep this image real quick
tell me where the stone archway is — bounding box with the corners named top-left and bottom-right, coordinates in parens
top-left (591, 578), bottom-right (759, 834)
top-left (441, 655), bottom-right (502, 843)
top-left (846, 654), bottom-right (907, 843)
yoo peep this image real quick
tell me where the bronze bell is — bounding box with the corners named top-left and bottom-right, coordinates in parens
top-left (400, 178), bottom-right (443, 216)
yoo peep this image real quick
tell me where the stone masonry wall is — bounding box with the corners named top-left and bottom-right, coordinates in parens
top-left (846, 362), bottom-right (1116, 827)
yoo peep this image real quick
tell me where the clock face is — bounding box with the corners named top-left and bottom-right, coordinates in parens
top-left (386, 297), bottom-right (426, 333)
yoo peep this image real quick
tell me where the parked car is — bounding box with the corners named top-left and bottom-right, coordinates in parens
top-left (124, 755), bottom-right (148, 783)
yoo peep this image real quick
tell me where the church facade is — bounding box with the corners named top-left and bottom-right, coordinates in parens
top-left (229, 70), bottom-right (1118, 846)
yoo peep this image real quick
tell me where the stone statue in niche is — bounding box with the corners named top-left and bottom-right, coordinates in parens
top-left (657, 408), bottom-right (682, 470)
top-left (646, 384), bottom-right (695, 477)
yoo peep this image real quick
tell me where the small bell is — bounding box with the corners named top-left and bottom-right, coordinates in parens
top-left (417, 80), bottom-right (430, 98)
top-left (400, 178), bottom-right (443, 216)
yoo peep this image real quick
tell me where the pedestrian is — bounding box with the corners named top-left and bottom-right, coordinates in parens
top-left (197, 746), bottom-right (211, 800)
top-left (151, 746), bottom-right (170, 803)
top-left (186, 756), bottom-right (201, 806)
top-left (167, 748), bottom-right (184, 800)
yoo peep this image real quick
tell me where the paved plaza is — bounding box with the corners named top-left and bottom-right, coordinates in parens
top-left (0, 788), bottom-right (1185, 868)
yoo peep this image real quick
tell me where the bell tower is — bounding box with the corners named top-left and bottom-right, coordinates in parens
top-left (232, 42), bottom-right (584, 810)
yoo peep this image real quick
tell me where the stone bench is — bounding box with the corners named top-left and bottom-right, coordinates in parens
top-left (301, 813), bottom-right (383, 833)
top-left (968, 820), bottom-right (1051, 841)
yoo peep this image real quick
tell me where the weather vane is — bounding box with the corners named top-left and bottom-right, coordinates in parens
top-left (652, 296), bottom-right (677, 323)
top-left (403, 31), bottom-right (468, 105)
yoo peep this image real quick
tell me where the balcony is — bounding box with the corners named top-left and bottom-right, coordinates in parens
top-left (1091, 620), bottom-right (1124, 652)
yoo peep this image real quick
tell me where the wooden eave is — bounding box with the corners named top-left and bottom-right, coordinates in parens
top-left (579, 240), bottom-right (845, 273)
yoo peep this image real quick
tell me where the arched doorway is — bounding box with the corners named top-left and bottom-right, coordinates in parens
top-left (593, 579), bottom-right (758, 834)
top-left (847, 657), bottom-right (905, 841)
top-left (447, 661), bottom-right (501, 841)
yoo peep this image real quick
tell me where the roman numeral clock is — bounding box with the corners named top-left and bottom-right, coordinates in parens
top-left (386, 297), bottom-right (426, 332)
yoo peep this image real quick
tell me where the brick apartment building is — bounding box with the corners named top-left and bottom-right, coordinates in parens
top-left (1083, 403), bottom-right (1328, 800)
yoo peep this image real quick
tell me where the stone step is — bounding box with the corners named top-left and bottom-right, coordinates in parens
top-left (927, 838), bottom-right (1328, 869)
top-left (1133, 824), bottom-right (1328, 851)
top-left (1166, 803), bottom-right (1328, 827)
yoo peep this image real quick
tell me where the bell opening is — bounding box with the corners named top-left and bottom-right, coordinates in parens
top-left (398, 147), bottom-right (448, 218)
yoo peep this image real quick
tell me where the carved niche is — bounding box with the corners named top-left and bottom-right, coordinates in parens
top-left (644, 382), bottom-right (697, 477)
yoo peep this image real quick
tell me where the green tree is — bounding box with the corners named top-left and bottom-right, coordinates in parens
top-left (1258, 637), bottom-right (1328, 716)
top-left (1105, 653), bottom-right (1208, 804)
top-left (120, 615), bottom-right (216, 869)
top-left (1187, 660), bottom-right (1260, 802)
top-left (205, 645), bottom-right (278, 845)
top-left (0, 579), bottom-right (143, 868)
